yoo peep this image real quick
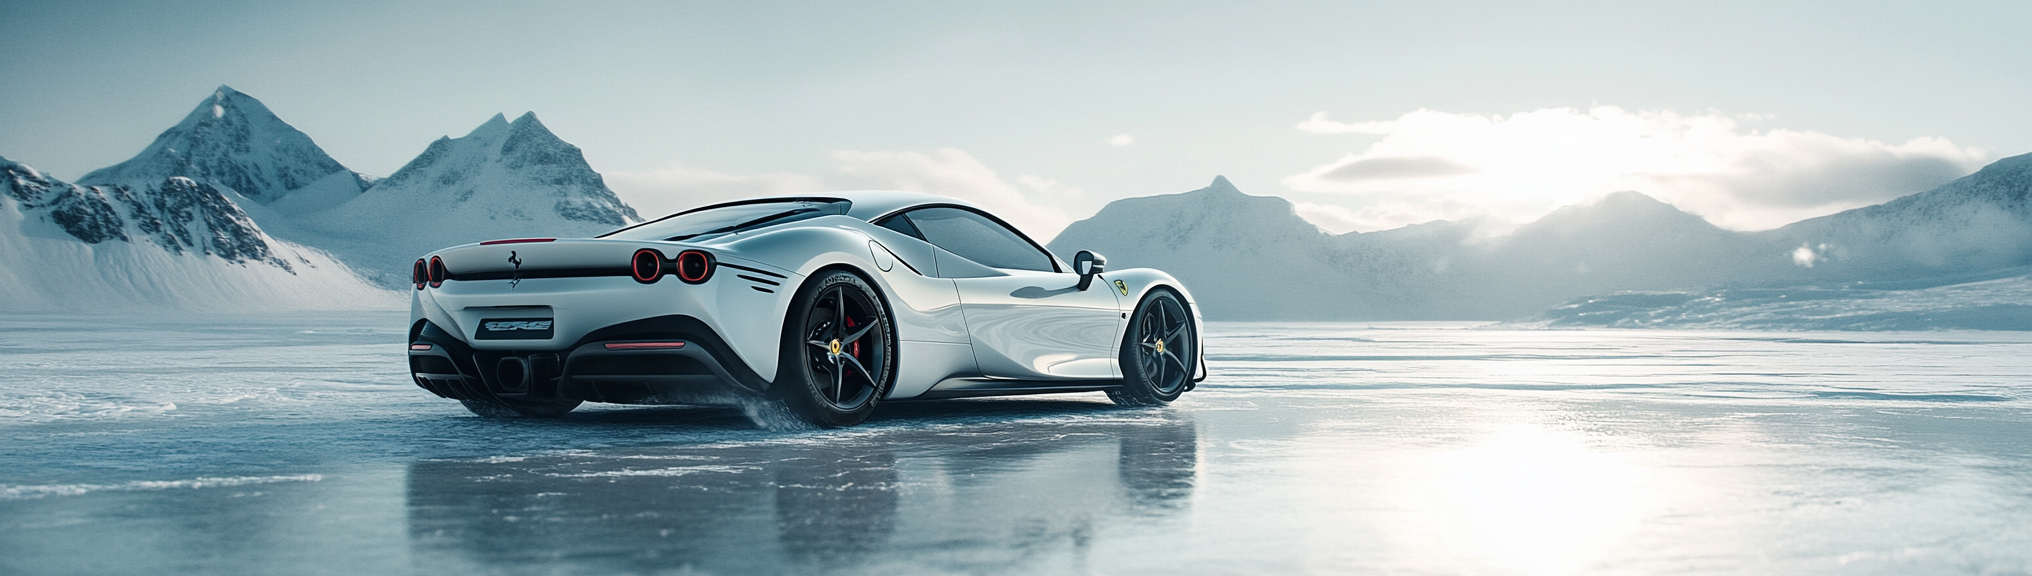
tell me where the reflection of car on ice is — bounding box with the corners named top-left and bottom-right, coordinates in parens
top-left (407, 192), bottom-right (1206, 426)
top-left (405, 411), bottom-right (1198, 573)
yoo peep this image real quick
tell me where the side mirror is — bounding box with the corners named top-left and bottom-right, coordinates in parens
top-left (1073, 250), bottom-right (1107, 291)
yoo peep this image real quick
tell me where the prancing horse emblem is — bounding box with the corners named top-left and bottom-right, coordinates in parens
top-left (508, 251), bottom-right (523, 290)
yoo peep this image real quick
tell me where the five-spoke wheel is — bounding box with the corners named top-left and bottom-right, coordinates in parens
top-left (778, 270), bottom-right (895, 426)
top-left (1110, 289), bottom-right (1194, 407)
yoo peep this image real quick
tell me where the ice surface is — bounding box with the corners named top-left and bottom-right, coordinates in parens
top-left (3, 316), bottom-right (2030, 574)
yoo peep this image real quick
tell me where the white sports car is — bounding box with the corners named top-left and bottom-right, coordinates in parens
top-left (407, 191), bottom-right (1204, 426)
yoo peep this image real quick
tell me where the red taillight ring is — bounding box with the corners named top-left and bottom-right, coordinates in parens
top-left (412, 258), bottom-right (427, 290)
top-left (428, 255), bottom-right (446, 288)
top-left (675, 250), bottom-right (715, 284)
top-left (632, 249), bottom-right (663, 283)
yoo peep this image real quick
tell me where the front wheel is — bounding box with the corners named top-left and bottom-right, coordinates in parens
top-left (1109, 289), bottom-right (1195, 407)
top-left (775, 270), bottom-right (896, 427)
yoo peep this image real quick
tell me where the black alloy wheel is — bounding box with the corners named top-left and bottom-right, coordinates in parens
top-left (778, 270), bottom-right (894, 427)
top-left (1110, 289), bottom-right (1194, 407)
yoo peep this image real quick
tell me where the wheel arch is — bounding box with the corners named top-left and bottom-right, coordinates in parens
top-left (1109, 268), bottom-right (1208, 384)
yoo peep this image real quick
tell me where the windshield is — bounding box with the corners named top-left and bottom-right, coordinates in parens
top-left (601, 198), bottom-right (851, 241)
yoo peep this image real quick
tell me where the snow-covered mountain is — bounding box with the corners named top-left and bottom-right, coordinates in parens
top-left (1051, 177), bottom-right (1758, 319)
top-left (2, 156), bottom-right (394, 312)
top-left (1509, 152), bottom-right (2032, 331)
top-left (2, 86), bottom-right (647, 309)
top-left (281, 112), bottom-right (642, 287)
top-left (1763, 151), bottom-right (2032, 283)
top-left (1057, 154), bottom-right (2032, 323)
top-left (80, 86), bottom-right (371, 215)
top-left (1439, 191), bottom-right (1772, 318)
top-left (1047, 177), bottom-right (1361, 319)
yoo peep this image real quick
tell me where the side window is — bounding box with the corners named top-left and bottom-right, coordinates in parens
top-left (875, 213), bottom-right (925, 240)
top-left (899, 207), bottom-right (1056, 272)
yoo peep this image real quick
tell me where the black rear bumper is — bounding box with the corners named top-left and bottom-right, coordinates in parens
top-left (409, 315), bottom-right (774, 405)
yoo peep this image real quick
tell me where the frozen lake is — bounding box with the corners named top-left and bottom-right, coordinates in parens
top-left (3, 313), bottom-right (2030, 575)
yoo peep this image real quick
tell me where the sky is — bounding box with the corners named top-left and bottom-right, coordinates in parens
top-left (3, 1), bottom-right (2029, 241)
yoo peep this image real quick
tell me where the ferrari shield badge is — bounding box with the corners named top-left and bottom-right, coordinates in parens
top-left (1113, 279), bottom-right (1129, 296)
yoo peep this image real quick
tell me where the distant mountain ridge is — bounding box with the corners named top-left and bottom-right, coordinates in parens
top-left (1764, 152), bottom-right (2032, 282)
top-left (2, 86), bottom-right (646, 309)
top-left (9, 85), bottom-right (2029, 321)
top-left (1053, 153), bottom-right (2032, 321)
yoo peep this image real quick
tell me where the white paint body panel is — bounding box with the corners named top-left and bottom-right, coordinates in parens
top-left (952, 269), bottom-right (1123, 379)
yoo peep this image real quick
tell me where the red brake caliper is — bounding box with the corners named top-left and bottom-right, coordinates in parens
top-left (846, 316), bottom-right (859, 358)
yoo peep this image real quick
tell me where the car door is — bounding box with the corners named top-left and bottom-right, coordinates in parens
top-left (879, 206), bottom-right (1123, 380)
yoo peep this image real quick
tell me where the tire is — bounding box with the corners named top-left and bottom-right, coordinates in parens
top-left (1109, 289), bottom-right (1195, 407)
top-left (775, 270), bottom-right (896, 427)
top-left (459, 397), bottom-right (582, 418)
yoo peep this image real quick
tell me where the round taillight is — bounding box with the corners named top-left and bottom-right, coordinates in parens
top-left (413, 259), bottom-right (427, 290)
top-left (428, 256), bottom-right (446, 287)
top-left (675, 250), bottom-right (715, 284)
top-left (632, 249), bottom-right (663, 283)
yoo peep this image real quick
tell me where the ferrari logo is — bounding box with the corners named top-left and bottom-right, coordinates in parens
top-left (508, 250), bottom-right (523, 290)
top-left (1154, 340), bottom-right (1166, 354)
top-left (828, 339), bottom-right (842, 356)
top-left (1113, 279), bottom-right (1129, 296)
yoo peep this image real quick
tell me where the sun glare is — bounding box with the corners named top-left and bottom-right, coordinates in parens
top-left (1420, 424), bottom-right (1652, 575)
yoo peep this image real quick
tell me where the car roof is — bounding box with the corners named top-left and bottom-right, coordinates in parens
top-left (832, 191), bottom-right (982, 221)
top-left (678, 190), bottom-right (980, 222)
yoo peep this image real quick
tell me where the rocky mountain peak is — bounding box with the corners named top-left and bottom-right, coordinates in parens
top-left (296, 112), bottom-right (643, 287)
top-left (1206, 175), bottom-right (1241, 195)
top-left (467, 113), bottom-right (513, 140)
top-left (6, 156), bottom-right (288, 269)
top-left (1050, 176), bottom-right (1324, 260)
top-left (80, 86), bottom-right (365, 206)
top-left (5, 156), bottom-right (128, 244)
top-left (1517, 191), bottom-right (1719, 238)
top-left (367, 111), bottom-right (638, 226)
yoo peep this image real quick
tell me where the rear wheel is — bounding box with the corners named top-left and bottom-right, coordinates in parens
top-left (775, 270), bottom-right (895, 427)
top-left (1109, 289), bottom-right (1194, 407)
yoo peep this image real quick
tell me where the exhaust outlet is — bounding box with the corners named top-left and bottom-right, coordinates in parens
top-left (496, 357), bottom-right (531, 391)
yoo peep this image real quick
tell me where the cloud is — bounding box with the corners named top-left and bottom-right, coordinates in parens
top-left (1284, 107), bottom-right (1989, 232)
top-left (1319, 156), bottom-right (1479, 182)
top-left (1297, 111), bottom-right (1395, 135)
top-left (612, 148), bottom-right (1083, 243)
top-left (1108, 134), bottom-right (1135, 146)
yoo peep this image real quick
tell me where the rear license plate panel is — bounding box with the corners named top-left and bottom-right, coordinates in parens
top-left (477, 318), bottom-right (555, 340)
